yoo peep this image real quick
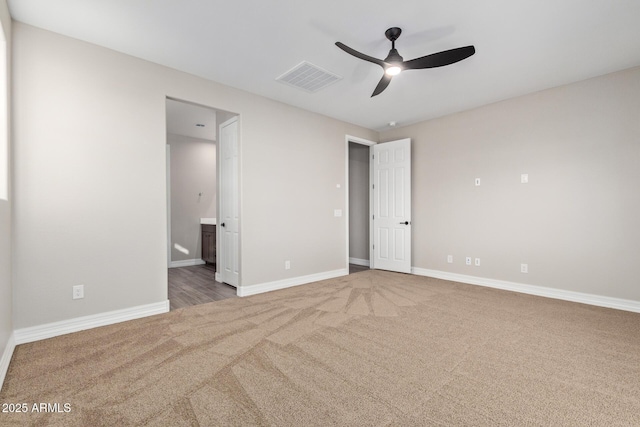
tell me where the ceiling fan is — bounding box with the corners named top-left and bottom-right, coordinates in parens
top-left (336, 27), bottom-right (475, 97)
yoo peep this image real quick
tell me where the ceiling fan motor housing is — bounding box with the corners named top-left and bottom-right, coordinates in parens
top-left (384, 49), bottom-right (404, 64)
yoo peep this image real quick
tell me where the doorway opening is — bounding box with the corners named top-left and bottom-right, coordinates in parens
top-left (345, 135), bottom-right (376, 274)
top-left (165, 98), bottom-right (239, 310)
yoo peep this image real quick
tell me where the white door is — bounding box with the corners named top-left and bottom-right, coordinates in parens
top-left (372, 138), bottom-right (411, 273)
top-left (219, 117), bottom-right (240, 286)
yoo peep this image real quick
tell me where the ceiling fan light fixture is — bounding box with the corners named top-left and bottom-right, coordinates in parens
top-left (385, 65), bottom-right (402, 76)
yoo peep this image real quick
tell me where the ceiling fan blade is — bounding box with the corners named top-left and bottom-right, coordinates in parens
top-left (403, 45), bottom-right (475, 70)
top-left (335, 42), bottom-right (386, 67)
top-left (371, 74), bottom-right (392, 97)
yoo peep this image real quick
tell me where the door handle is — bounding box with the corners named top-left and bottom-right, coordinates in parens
top-left (220, 223), bottom-right (226, 227)
top-left (399, 221), bottom-right (410, 225)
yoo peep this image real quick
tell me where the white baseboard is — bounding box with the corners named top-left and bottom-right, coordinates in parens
top-left (412, 267), bottom-right (640, 313)
top-left (169, 259), bottom-right (206, 268)
top-left (14, 300), bottom-right (170, 345)
top-left (0, 332), bottom-right (15, 390)
top-left (349, 257), bottom-right (370, 267)
top-left (238, 269), bottom-right (349, 297)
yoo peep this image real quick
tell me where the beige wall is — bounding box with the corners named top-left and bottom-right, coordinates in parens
top-left (0, 0), bottom-right (11, 364)
top-left (168, 134), bottom-right (216, 262)
top-left (12, 23), bottom-right (377, 328)
top-left (348, 142), bottom-right (369, 261)
top-left (380, 66), bottom-right (640, 301)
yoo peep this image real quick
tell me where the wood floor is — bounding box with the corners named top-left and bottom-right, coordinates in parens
top-left (168, 264), bottom-right (237, 310)
top-left (169, 263), bottom-right (369, 310)
top-left (349, 263), bottom-right (369, 274)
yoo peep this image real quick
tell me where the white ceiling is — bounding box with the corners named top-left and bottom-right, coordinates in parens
top-left (166, 99), bottom-right (216, 141)
top-left (8, 0), bottom-right (640, 131)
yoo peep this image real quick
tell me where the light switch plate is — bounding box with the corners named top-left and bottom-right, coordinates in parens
top-left (334, 209), bottom-right (342, 217)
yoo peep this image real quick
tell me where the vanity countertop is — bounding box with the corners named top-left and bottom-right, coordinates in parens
top-left (200, 218), bottom-right (216, 225)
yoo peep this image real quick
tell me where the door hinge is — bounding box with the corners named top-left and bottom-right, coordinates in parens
top-left (373, 244), bottom-right (375, 250)
top-left (372, 154), bottom-right (375, 160)
top-left (372, 184), bottom-right (375, 189)
top-left (372, 215), bottom-right (375, 220)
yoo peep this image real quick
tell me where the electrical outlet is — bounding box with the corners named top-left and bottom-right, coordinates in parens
top-left (475, 258), bottom-right (481, 266)
top-left (521, 263), bottom-right (528, 273)
top-left (72, 285), bottom-right (84, 300)
top-left (285, 260), bottom-right (291, 270)
top-left (465, 257), bottom-right (472, 266)
top-left (447, 255), bottom-right (453, 264)
top-left (521, 174), bottom-right (529, 184)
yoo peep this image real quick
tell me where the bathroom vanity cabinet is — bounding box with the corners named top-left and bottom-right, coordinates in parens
top-left (201, 224), bottom-right (216, 265)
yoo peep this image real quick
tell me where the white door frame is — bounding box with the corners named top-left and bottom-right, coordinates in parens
top-left (344, 135), bottom-right (376, 270)
top-left (164, 96), bottom-right (240, 291)
top-left (166, 144), bottom-right (171, 267)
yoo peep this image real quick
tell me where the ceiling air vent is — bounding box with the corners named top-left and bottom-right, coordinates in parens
top-left (276, 61), bottom-right (342, 93)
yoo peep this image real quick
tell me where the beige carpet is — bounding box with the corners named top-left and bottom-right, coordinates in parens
top-left (2, 270), bottom-right (640, 426)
